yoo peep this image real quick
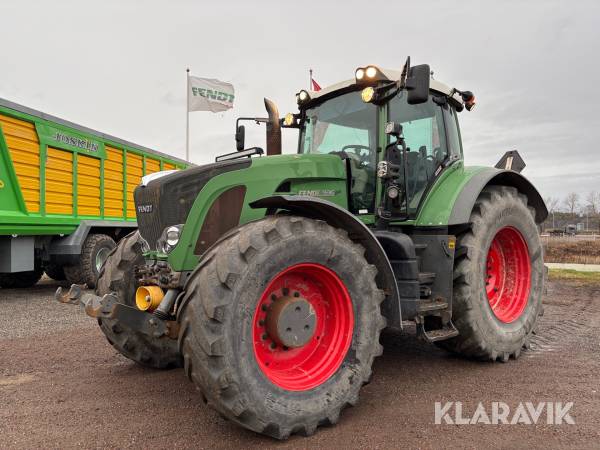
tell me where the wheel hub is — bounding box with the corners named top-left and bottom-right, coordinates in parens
top-left (95, 247), bottom-right (111, 272)
top-left (265, 295), bottom-right (316, 348)
top-left (485, 226), bottom-right (531, 323)
top-left (252, 263), bottom-right (354, 391)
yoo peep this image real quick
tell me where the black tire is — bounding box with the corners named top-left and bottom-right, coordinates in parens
top-left (64, 233), bottom-right (116, 288)
top-left (178, 216), bottom-right (385, 439)
top-left (439, 185), bottom-right (544, 361)
top-left (0, 262), bottom-right (43, 289)
top-left (44, 261), bottom-right (66, 281)
top-left (96, 231), bottom-right (182, 369)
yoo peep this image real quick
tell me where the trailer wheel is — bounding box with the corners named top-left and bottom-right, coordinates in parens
top-left (96, 231), bottom-right (182, 369)
top-left (178, 216), bottom-right (385, 439)
top-left (43, 261), bottom-right (66, 281)
top-left (0, 260), bottom-right (44, 289)
top-left (64, 234), bottom-right (116, 288)
top-left (439, 185), bottom-right (544, 361)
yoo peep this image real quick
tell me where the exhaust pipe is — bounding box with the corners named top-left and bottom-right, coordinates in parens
top-left (264, 98), bottom-right (281, 156)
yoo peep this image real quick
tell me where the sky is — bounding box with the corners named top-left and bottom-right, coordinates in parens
top-left (1, 0), bottom-right (598, 207)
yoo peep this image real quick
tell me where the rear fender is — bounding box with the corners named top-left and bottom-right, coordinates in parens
top-left (250, 195), bottom-right (402, 329)
top-left (449, 169), bottom-right (548, 225)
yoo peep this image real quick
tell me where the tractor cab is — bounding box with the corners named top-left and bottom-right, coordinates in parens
top-left (286, 62), bottom-right (474, 222)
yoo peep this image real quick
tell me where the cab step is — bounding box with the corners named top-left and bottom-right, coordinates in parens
top-left (417, 320), bottom-right (459, 343)
top-left (417, 299), bottom-right (448, 313)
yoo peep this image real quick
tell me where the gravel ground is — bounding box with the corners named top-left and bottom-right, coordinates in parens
top-left (1, 278), bottom-right (599, 449)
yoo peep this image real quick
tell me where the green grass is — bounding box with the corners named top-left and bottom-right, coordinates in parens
top-left (548, 269), bottom-right (600, 283)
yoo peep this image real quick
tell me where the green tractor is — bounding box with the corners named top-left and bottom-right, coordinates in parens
top-left (69, 59), bottom-right (547, 439)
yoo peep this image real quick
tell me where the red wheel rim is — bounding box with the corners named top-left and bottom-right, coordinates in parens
top-left (485, 227), bottom-right (531, 323)
top-left (252, 263), bottom-right (354, 391)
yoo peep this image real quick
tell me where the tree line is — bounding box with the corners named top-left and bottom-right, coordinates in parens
top-left (543, 191), bottom-right (600, 232)
top-left (545, 191), bottom-right (600, 216)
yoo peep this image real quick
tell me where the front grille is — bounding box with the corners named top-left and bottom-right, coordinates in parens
top-left (134, 183), bottom-right (163, 248)
top-left (134, 159), bottom-right (251, 250)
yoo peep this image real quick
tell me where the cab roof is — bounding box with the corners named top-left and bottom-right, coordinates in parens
top-left (305, 67), bottom-right (463, 105)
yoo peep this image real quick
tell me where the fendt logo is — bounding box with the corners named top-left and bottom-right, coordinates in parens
top-left (137, 204), bottom-right (153, 213)
top-left (191, 87), bottom-right (234, 103)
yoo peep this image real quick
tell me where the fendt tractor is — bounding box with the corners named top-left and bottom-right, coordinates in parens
top-left (63, 59), bottom-right (547, 439)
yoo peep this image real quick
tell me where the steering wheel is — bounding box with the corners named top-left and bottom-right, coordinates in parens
top-left (341, 145), bottom-right (371, 164)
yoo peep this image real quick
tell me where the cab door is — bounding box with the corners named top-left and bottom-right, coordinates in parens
top-left (385, 92), bottom-right (452, 219)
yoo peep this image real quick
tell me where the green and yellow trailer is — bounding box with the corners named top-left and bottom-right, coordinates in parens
top-left (0, 97), bottom-right (189, 288)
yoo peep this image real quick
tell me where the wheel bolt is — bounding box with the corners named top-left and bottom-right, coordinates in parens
top-left (293, 291), bottom-right (300, 297)
top-left (271, 294), bottom-right (277, 301)
top-left (270, 342), bottom-right (277, 350)
top-left (282, 288), bottom-right (289, 295)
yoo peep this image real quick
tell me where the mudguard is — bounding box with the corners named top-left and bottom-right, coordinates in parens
top-left (250, 195), bottom-right (402, 329)
top-left (449, 169), bottom-right (548, 225)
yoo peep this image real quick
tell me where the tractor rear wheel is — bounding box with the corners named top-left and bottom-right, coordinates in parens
top-left (439, 185), bottom-right (544, 361)
top-left (178, 216), bottom-right (385, 439)
top-left (96, 231), bottom-right (182, 369)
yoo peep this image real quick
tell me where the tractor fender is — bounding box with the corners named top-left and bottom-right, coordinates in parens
top-left (250, 195), bottom-right (401, 328)
top-left (449, 169), bottom-right (548, 225)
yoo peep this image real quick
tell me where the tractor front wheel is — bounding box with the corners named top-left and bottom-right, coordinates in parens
top-left (439, 185), bottom-right (544, 361)
top-left (178, 216), bottom-right (385, 439)
top-left (96, 231), bottom-right (182, 369)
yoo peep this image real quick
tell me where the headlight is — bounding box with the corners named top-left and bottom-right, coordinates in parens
top-left (355, 65), bottom-right (387, 84)
top-left (365, 66), bottom-right (377, 78)
top-left (166, 226), bottom-right (180, 246)
top-left (361, 86), bottom-right (375, 103)
top-left (387, 185), bottom-right (400, 199)
top-left (157, 224), bottom-right (183, 254)
top-left (296, 90), bottom-right (310, 105)
top-left (355, 68), bottom-right (365, 80)
top-left (283, 113), bottom-right (295, 126)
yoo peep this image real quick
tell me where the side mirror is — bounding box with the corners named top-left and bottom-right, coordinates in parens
top-left (406, 64), bottom-right (430, 105)
top-left (235, 125), bottom-right (245, 151)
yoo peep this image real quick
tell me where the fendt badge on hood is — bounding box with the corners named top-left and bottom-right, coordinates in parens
top-left (137, 204), bottom-right (153, 213)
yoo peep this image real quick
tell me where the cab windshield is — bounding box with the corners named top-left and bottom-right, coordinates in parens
top-left (299, 91), bottom-right (377, 213)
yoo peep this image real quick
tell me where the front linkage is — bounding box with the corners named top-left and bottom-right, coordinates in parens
top-left (56, 284), bottom-right (179, 340)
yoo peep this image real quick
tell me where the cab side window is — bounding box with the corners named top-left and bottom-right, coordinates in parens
top-left (388, 93), bottom-right (448, 214)
top-left (444, 106), bottom-right (463, 157)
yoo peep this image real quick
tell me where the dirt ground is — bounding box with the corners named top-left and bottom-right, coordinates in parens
top-left (1, 277), bottom-right (599, 449)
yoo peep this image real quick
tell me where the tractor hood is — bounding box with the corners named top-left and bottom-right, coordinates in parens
top-left (133, 153), bottom-right (347, 270)
top-left (133, 158), bottom-right (251, 250)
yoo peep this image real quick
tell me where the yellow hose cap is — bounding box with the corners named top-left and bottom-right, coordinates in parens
top-left (135, 286), bottom-right (164, 311)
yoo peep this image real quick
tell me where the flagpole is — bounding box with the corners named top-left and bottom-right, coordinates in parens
top-left (186, 68), bottom-right (190, 162)
top-left (309, 68), bottom-right (312, 90)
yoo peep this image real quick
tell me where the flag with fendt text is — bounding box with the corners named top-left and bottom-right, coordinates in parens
top-left (188, 76), bottom-right (235, 112)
